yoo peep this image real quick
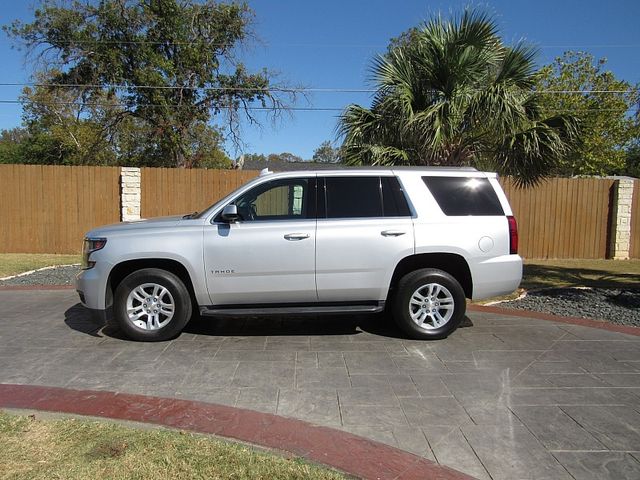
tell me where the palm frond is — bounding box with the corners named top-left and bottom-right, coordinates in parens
top-left (337, 8), bottom-right (578, 185)
top-left (494, 43), bottom-right (538, 89)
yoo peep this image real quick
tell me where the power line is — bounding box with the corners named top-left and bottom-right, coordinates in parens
top-left (2, 38), bottom-right (640, 49)
top-left (538, 44), bottom-right (640, 49)
top-left (0, 82), bottom-right (636, 95)
top-left (0, 99), bottom-right (344, 111)
top-left (0, 83), bottom-right (373, 93)
top-left (538, 90), bottom-right (637, 94)
top-left (0, 99), bottom-right (634, 113)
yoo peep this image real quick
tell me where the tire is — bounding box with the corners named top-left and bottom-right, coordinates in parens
top-left (113, 268), bottom-right (192, 342)
top-left (393, 268), bottom-right (466, 340)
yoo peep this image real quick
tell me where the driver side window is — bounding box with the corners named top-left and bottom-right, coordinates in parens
top-left (234, 178), bottom-right (313, 221)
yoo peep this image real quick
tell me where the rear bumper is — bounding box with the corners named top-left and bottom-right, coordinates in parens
top-left (471, 254), bottom-right (522, 300)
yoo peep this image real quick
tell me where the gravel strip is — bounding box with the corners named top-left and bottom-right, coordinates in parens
top-left (0, 265), bottom-right (80, 287)
top-left (499, 287), bottom-right (640, 327)
top-left (3, 266), bottom-right (639, 328)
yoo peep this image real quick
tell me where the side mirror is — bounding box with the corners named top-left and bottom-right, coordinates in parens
top-left (221, 204), bottom-right (239, 223)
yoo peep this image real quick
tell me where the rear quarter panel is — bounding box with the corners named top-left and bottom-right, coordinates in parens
top-left (397, 171), bottom-right (522, 300)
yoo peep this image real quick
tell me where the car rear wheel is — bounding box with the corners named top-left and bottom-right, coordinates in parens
top-left (113, 268), bottom-right (192, 342)
top-left (393, 268), bottom-right (466, 340)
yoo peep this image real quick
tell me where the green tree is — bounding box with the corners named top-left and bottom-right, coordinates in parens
top-left (242, 153), bottom-right (266, 164)
top-left (3, 77), bottom-right (232, 167)
top-left (267, 152), bottom-right (304, 163)
top-left (19, 71), bottom-right (119, 165)
top-left (338, 9), bottom-right (579, 186)
top-left (183, 123), bottom-right (232, 169)
top-left (5, 0), bottom-right (290, 167)
top-left (0, 128), bottom-right (28, 164)
top-left (535, 51), bottom-right (640, 176)
top-left (312, 140), bottom-right (339, 163)
top-left (625, 145), bottom-right (640, 178)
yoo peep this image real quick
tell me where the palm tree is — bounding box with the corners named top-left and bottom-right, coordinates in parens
top-left (338, 9), bottom-right (578, 186)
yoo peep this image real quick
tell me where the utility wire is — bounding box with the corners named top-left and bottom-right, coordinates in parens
top-left (1, 38), bottom-right (639, 48)
top-left (0, 99), bottom-right (634, 113)
top-left (0, 99), bottom-right (343, 111)
top-left (0, 82), bottom-right (636, 95)
top-left (0, 83), bottom-right (373, 93)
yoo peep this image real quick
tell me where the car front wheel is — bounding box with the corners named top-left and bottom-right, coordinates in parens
top-left (393, 268), bottom-right (466, 340)
top-left (113, 268), bottom-right (192, 342)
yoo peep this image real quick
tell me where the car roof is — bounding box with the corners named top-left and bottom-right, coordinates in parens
top-left (257, 166), bottom-right (492, 178)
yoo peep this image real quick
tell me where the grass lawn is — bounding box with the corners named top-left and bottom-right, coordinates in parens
top-left (522, 258), bottom-right (640, 290)
top-left (0, 411), bottom-right (346, 480)
top-left (472, 258), bottom-right (639, 304)
top-left (0, 253), bottom-right (80, 278)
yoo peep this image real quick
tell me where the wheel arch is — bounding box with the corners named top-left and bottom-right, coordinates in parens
top-left (388, 253), bottom-right (473, 300)
top-left (106, 259), bottom-right (197, 309)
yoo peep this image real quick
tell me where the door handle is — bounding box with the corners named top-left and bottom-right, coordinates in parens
top-left (284, 233), bottom-right (310, 241)
top-left (381, 230), bottom-right (406, 237)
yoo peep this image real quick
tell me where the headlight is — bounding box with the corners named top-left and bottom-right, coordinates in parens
top-left (81, 237), bottom-right (107, 269)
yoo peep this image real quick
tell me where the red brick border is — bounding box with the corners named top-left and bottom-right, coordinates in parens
top-left (0, 384), bottom-right (474, 480)
top-left (468, 304), bottom-right (640, 337)
top-left (0, 284), bottom-right (75, 291)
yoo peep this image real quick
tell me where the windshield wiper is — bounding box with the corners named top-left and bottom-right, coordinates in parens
top-left (182, 211), bottom-right (198, 219)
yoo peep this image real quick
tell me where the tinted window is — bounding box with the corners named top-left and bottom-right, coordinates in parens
top-left (233, 178), bottom-right (314, 221)
top-left (324, 177), bottom-right (382, 218)
top-left (382, 176), bottom-right (411, 217)
top-left (422, 177), bottom-right (504, 216)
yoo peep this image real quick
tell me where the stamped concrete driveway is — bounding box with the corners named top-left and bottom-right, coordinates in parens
top-left (2, 289), bottom-right (640, 480)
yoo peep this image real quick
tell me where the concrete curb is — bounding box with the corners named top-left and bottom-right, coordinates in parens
top-left (0, 384), bottom-right (475, 480)
top-left (0, 284), bottom-right (75, 291)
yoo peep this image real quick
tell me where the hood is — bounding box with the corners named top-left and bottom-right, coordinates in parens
top-left (85, 215), bottom-right (189, 237)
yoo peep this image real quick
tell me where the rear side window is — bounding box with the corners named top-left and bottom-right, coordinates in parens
top-left (322, 176), bottom-right (412, 219)
top-left (325, 177), bottom-right (382, 218)
top-left (381, 176), bottom-right (411, 217)
top-left (422, 176), bottom-right (504, 216)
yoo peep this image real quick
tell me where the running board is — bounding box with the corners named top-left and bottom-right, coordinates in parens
top-left (200, 302), bottom-right (384, 317)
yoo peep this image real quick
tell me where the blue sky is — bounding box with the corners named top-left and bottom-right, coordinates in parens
top-left (0, 0), bottom-right (639, 160)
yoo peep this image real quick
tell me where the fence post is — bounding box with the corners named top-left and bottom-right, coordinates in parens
top-left (120, 167), bottom-right (141, 222)
top-left (609, 177), bottom-right (635, 260)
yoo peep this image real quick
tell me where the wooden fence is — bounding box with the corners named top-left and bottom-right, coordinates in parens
top-left (0, 164), bottom-right (120, 254)
top-left (631, 180), bottom-right (640, 259)
top-left (140, 168), bottom-right (258, 218)
top-left (500, 177), bottom-right (615, 259)
top-left (0, 164), bottom-right (638, 258)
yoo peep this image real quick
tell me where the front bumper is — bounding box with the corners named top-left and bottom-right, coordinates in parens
top-left (75, 260), bottom-right (112, 310)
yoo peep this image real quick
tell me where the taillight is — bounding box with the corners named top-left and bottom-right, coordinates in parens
top-left (507, 216), bottom-right (518, 255)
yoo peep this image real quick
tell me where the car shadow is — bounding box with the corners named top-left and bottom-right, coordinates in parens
top-left (65, 303), bottom-right (474, 341)
top-left (184, 312), bottom-right (407, 338)
top-left (64, 303), bottom-right (129, 340)
top-left (64, 303), bottom-right (104, 337)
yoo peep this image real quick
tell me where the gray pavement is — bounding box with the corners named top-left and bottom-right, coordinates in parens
top-left (2, 289), bottom-right (640, 479)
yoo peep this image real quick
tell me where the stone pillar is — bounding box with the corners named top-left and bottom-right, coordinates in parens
top-left (120, 167), bottom-right (141, 222)
top-left (610, 178), bottom-right (635, 260)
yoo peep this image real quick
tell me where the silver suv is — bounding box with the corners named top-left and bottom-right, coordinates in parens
top-left (76, 168), bottom-right (522, 341)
